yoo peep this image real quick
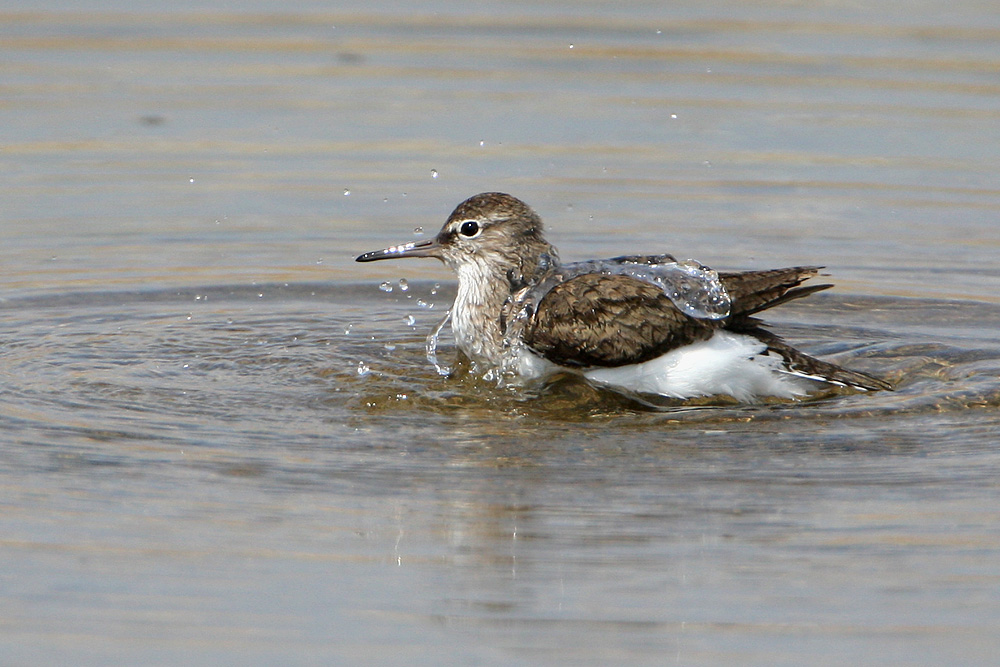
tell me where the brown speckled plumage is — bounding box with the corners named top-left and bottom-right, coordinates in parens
top-left (523, 274), bottom-right (715, 367)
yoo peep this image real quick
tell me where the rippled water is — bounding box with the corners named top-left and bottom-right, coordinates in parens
top-left (3, 2), bottom-right (1000, 665)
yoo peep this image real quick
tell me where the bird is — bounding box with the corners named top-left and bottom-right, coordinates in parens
top-left (356, 192), bottom-right (892, 401)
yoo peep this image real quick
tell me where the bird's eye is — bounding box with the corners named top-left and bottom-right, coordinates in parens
top-left (459, 220), bottom-right (480, 238)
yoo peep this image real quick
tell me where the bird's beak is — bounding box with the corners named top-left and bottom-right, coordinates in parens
top-left (355, 238), bottom-right (441, 262)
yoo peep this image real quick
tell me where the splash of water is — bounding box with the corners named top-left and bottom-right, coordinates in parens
top-left (425, 309), bottom-right (453, 376)
top-left (521, 254), bottom-right (731, 321)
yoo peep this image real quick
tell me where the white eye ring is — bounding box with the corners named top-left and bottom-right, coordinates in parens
top-left (458, 220), bottom-right (481, 238)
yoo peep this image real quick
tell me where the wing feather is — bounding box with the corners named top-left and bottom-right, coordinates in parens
top-left (523, 274), bottom-right (713, 367)
top-left (719, 266), bottom-right (828, 317)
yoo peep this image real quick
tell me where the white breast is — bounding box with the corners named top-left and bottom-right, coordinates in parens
top-left (450, 261), bottom-right (507, 364)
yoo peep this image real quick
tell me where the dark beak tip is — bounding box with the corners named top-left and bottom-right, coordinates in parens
top-left (355, 239), bottom-right (439, 263)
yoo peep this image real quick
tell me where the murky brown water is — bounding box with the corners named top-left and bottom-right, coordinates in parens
top-left (3, 3), bottom-right (1000, 665)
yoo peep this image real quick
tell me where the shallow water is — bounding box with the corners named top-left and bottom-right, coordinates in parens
top-left (3, 2), bottom-right (1000, 665)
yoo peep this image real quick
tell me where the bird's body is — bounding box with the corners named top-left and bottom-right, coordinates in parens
top-left (356, 192), bottom-right (891, 401)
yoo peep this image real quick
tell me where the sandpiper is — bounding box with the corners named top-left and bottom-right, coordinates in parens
top-left (356, 192), bottom-right (891, 401)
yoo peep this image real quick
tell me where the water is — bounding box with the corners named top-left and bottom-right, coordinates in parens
top-left (516, 255), bottom-right (734, 321)
top-left (3, 2), bottom-right (1000, 665)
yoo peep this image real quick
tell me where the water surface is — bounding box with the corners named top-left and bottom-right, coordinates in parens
top-left (2, 2), bottom-right (1000, 665)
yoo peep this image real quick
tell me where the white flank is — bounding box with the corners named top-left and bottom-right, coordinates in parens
top-left (580, 330), bottom-right (815, 401)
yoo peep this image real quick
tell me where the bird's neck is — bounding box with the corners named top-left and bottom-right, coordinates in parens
top-left (450, 243), bottom-right (558, 365)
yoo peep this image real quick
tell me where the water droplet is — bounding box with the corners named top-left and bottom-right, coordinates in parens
top-left (703, 160), bottom-right (713, 168)
top-left (413, 226), bottom-right (424, 236)
top-left (357, 361), bottom-right (370, 376)
top-left (343, 188), bottom-right (351, 196)
top-left (670, 113), bottom-right (677, 119)
top-left (479, 140), bottom-right (485, 147)
top-left (398, 279), bottom-right (409, 292)
top-left (430, 283), bottom-right (440, 295)
top-left (416, 299), bottom-right (431, 308)
top-left (379, 281), bottom-right (393, 293)
top-left (405, 315), bottom-right (416, 326)
top-left (430, 169), bottom-right (438, 179)
top-left (568, 43), bottom-right (574, 49)
top-left (344, 323), bottom-right (353, 334)
top-left (383, 343), bottom-right (396, 351)
top-left (315, 258), bottom-right (324, 265)
top-left (188, 178), bottom-right (195, 183)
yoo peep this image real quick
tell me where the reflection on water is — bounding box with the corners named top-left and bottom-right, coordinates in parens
top-left (3, 1), bottom-right (1000, 664)
top-left (1, 282), bottom-right (999, 663)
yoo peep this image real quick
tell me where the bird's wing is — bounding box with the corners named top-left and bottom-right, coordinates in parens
top-left (522, 273), bottom-right (715, 368)
top-left (520, 265), bottom-right (892, 390)
top-left (719, 266), bottom-right (830, 318)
